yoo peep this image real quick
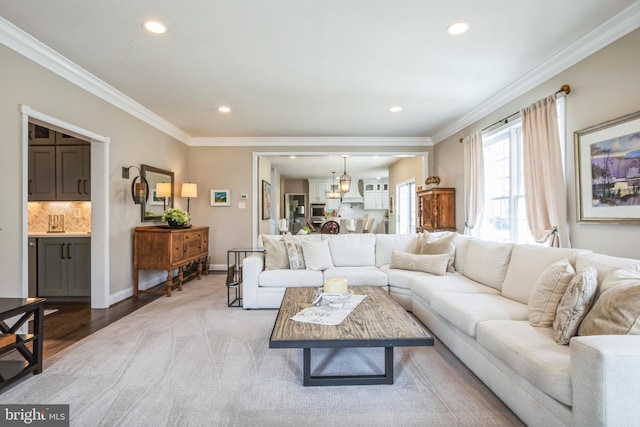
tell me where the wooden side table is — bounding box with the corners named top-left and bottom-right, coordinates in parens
top-left (134, 226), bottom-right (210, 297)
top-left (0, 297), bottom-right (45, 390)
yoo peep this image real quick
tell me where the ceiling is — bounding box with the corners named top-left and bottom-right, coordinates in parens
top-left (1, 1), bottom-right (638, 178)
top-left (268, 154), bottom-right (407, 180)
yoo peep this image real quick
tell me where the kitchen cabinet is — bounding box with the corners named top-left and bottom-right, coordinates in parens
top-left (28, 146), bottom-right (56, 201)
top-left (56, 144), bottom-right (91, 200)
top-left (363, 180), bottom-right (389, 210)
top-left (416, 187), bottom-right (456, 232)
top-left (308, 180), bottom-right (333, 204)
top-left (28, 123), bottom-right (91, 201)
top-left (37, 237), bottom-right (91, 297)
top-left (134, 226), bottom-right (210, 297)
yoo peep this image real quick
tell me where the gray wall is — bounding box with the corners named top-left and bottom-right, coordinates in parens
top-left (434, 29), bottom-right (640, 258)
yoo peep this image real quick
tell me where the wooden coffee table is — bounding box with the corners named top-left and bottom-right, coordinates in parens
top-left (269, 286), bottom-right (433, 386)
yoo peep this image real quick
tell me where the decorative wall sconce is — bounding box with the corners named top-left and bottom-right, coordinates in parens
top-left (122, 166), bottom-right (149, 204)
top-left (181, 182), bottom-right (198, 213)
top-left (156, 182), bottom-right (172, 211)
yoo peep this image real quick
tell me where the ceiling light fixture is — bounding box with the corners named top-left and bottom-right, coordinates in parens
top-left (446, 22), bottom-right (470, 35)
top-left (389, 106), bottom-right (403, 113)
top-left (143, 21), bottom-right (167, 34)
top-left (339, 156), bottom-right (351, 194)
top-left (218, 106), bottom-right (231, 113)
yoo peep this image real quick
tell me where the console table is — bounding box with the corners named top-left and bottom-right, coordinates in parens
top-left (0, 297), bottom-right (45, 391)
top-left (133, 225), bottom-right (210, 297)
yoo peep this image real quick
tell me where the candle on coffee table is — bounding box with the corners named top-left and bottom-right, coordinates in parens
top-left (323, 278), bottom-right (348, 294)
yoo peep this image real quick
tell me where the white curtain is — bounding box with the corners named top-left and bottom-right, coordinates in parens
top-left (521, 95), bottom-right (569, 248)
top-left (463, 132), bottom-right (484, 236)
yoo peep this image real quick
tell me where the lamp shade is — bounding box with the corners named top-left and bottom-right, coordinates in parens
top-left (156, 182), bottom-right (172, 198)
top-left (181, 182), bottom-right (198, 198)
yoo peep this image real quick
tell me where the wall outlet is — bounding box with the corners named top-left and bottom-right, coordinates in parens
top-left (239, 202), bottom-right (246, 209)
top-left (74, 208), bottom-right (81, 218)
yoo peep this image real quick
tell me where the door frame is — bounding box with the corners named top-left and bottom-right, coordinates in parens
top-left (20, 105), bottom-right (110, 308)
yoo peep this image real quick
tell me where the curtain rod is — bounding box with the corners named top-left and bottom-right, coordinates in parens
top-left (459, 84), bottom-right (570, 143)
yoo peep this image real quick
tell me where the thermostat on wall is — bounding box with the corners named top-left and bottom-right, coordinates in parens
top-left (240, 194), bottom-right (248, 200)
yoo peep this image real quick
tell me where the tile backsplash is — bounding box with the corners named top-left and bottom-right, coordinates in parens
top-left (28, 202), bottom-right (91, 233)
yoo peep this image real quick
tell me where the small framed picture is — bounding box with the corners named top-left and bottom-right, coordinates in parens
top-left (210, 189), bottom-right (231, 206)
top-left (149, 189), bottom-right (164, 206)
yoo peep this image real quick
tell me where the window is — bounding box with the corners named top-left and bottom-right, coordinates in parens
top-left (477, 120), bottom-right (535, 243)
top-left (396, 179), bottom-right (416, 234)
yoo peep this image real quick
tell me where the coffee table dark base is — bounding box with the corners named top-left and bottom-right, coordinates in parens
top-left (302, 346), bottom-right (394, 386)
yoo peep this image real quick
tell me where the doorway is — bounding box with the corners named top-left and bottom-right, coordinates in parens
top-left (21, 105), bottom-right (110, 309)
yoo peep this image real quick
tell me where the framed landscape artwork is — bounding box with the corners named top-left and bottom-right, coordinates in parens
top-left (262, 180), bottom-right (271, 220)
top-left (210, 189), bottom-right (230, 206)
top-left (574, 110), bottom-right (640, 223)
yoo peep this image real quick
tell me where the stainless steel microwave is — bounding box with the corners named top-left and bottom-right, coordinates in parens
top-left (310, 203), bottom-right (325, 218)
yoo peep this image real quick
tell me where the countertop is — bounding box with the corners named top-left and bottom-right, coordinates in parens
top-left (28, 232), bottom-right (91, 238)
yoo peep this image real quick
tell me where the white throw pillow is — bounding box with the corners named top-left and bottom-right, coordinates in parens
top-left (283, 235), bottom-right (302, 270)
top-left (528, 259), bottom-right (575, 327)
top-left (553, 266), bottom-right (598, 345)
top-left (302, 239), bottom-right (334, 271)
top-left (389, 250), bottom-right (449, 276)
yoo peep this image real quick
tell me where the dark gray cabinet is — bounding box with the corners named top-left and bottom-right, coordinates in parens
top-left (28, 124), bottom-right (90, 201)
top-left (37, 237), bottom-right (91, 297)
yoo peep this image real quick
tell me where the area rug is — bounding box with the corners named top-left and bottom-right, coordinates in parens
top-left (0, 275), bottom-right (523, 426)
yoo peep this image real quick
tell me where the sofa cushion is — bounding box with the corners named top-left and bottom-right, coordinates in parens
top-left (259, 269), bottom-right (323, 288)
top-left (302, 239), bottom-right (334, 271)
top-left (381, 264), bottom-right (431, 291)
top-left (575, 252), bottom-right (640, 284)
top-left (284, 235), bottom-right (302, 270)
top-left (463, 239), bottom-right (514, 290)
top-left (375, 234), bottom-right (417, 267)
top-left (389, 250), bottom-right (449, 276)
top-left (323, 266), bottom-right (388, 287)
top-left (502, 244), bottom-right (588, 305)
top-left (553, 266), bottom-right (598, 345)
top-left (528, 259), bottom-right (576, 327)
top-left (323, 233), bottom-right (376, 267)
top-left (453, 234), bottom-right (473, 274)
top-left (476, 320), bottom-right (572, 406)
top-left (261, 234), bottom-right (289, 270)
top-left (430, 293), bottom-right (528, 337)
top-left (410, 273), bottom-right (500, 306)
top-left (578, 268), bottom-right (640, 336)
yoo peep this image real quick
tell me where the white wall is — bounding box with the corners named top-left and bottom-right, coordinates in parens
top-left (434, 29), bottom-right (640, 258)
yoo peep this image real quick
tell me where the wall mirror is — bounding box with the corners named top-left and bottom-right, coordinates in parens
top-left (141, 164), bottom-right (174, 222)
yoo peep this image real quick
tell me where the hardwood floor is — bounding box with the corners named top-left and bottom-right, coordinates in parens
top-left (41, 292), bottom-right (162, 359)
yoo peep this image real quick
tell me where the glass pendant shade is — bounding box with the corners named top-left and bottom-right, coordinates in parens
top-left (340, 157), bottom-right (351, 193)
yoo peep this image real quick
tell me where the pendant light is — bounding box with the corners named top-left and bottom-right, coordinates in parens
top-left (339, 156), bottom-right (351, 194)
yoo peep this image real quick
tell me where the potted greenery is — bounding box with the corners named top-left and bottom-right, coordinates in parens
top-left (161, 208), bottom-right (190, 228)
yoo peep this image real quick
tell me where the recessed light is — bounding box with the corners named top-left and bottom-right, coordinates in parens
top-left (143, 21), bottom-right (167, 34)
top-left (446, 22), bottom-right (470, 36)
top-left (218, 106), bottom-right (231, 113)
top-left (389, 106), bottom-right (402, 113)
top-left (289, 156), bottom-right (296, 159)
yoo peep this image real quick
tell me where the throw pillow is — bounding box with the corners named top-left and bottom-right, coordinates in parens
top-left (389, 250), bottom-right (449, 276)
top-left (578, 268), bottom-right (640, 336)
top-left (553, 266), bottom-right (598, 345)
top-left (419, 232), bottom-right (456, 273)
top-left (528, 258), bottom-right (575, 327)
top-left (283, 235), bottom-right (301, 270)
top-left (261, 234), bottom-right (289, 270)
top-left (301, 239), bottom-right (334, 271)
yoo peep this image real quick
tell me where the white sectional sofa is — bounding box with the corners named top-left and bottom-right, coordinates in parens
top-left (242, 233), bottom-right (640, 427)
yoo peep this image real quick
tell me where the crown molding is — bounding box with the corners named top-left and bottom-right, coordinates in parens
top-left (189, 136), bottom-right (433, 147)
top-left (431, 2), bottom-right (640, 144)
top-left (0, 16), bottom-right (191, 144)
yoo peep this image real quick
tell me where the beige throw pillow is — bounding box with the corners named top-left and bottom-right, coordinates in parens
top-left (553, 266), bottom-right (598, 345)
top-left (390, 250), bottom-right (449, 276)
top-left (283, 235), bottom-right (303, 270)
top-left (528, 258), bottom-right (575, 327)
top-left (419, 232), bottom-right (456, 273)
top-left (578, 268), bottom-right (640, 336)
top-left (261, 235), bottom-right (289, 270)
